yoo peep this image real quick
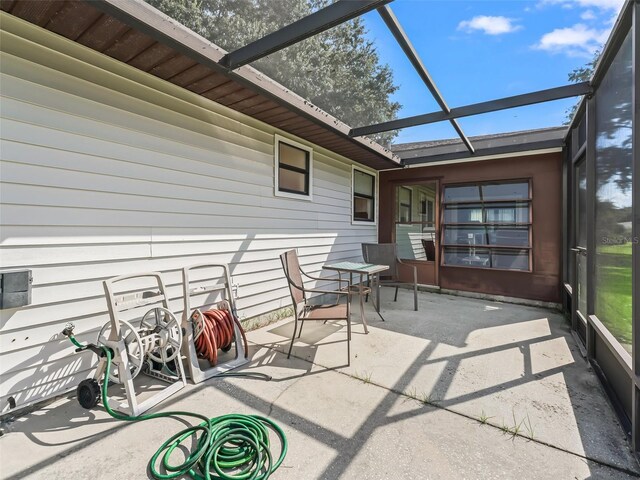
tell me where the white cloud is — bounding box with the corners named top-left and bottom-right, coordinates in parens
top-left (537, 0), bottom-right (624, 12)
top-left (577, 0), bottom-right (623, 9)
top-left (580, 9), bottom-right (596, 20)
top-left (533, 23), bottom-right (609, 56)
top-left (576, 0), bottom-right (623, 8)
top-left (457, 16), bottom-right (522, 35)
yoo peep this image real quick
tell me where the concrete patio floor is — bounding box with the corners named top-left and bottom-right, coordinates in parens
top-left (1, 289), bottom-right (638, 479)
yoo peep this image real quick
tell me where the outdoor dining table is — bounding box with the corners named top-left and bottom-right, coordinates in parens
top-left (322, 261), bottom-right (389, 334)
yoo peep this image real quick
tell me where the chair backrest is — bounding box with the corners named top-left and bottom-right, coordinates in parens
top-left (421, 239), bottom-right (436, 262)
top-left (362, 243), bottom-right (398, 277)
top-left (280, 250), bottom-right (306, 308)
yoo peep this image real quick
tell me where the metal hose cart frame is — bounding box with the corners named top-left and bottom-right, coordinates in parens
top-left (181, 263), bottom-right (249, 383)
top-left (99, 272), bottom-right (187, 416)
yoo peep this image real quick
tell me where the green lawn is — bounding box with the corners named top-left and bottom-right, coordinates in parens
top-left (599, 243), bottom-right (633, 255)
top-left (595, 246), bottom-right (632, 354)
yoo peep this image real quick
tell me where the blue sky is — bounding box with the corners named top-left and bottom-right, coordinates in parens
top-left (359, 0), bottom-right (625, 144)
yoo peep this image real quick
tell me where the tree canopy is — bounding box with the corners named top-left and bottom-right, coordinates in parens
top-left (146, 0), bottom-right (401, 145)
top-left (568, 50), bottom-right (600, 84)
top-left (565, 50), bottom-right (599, 123)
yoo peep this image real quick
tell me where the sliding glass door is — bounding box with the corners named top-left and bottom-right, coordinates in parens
top-left (393, 181), bottom-right (439, 286)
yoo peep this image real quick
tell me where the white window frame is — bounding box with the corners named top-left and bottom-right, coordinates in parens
top-left (351, 165), bottom-right (378, 226)
top-left (274, 134), bottom-right (313, 201)
top-left (398, 186), bottom-right (413, 222)
top-left (427, 199), bottom-right (435, 223)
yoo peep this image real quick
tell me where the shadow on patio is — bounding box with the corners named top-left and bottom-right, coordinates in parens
top-left (1, 289), bottom-right (638, 479)
top-left (248, 287), bottom-right (639, 478)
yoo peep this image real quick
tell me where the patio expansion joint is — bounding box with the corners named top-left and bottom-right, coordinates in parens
top-left (248, 338), bottom-right (640, 477)
top-left (266, 376), bottom-right (302, 418)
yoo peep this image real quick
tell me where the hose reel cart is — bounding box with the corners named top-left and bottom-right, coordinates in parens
top-left (69, 272), bottom-right (187, 416)
top-left (181, 263), bottom-right (249, 383)
top-left (62, 270), bottom-right (288, 479)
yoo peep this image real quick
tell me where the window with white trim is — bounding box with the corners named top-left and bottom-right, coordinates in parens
top-left (353, 168), bottom-right (376, 223)
top-left (275, 136), bottom-right (313, 199)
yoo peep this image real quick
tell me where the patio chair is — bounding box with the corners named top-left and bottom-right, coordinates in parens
top-left (279, 249), bottom-right (352, 363)
top-left (362, 243), bottom-right (418, 311)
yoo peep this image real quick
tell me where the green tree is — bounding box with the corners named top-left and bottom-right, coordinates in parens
top-left (146, 0), bottom-right (401, 145)
top-left (565, 49), bottom-right (600, 123)
top-left (568, 50), bottom-right (600, 83)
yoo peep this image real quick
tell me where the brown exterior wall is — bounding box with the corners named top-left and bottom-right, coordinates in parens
top-left (380, 152), bottom-right (563, 303)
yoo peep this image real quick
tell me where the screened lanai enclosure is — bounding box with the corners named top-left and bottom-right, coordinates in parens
top-left (0, 0), bottom-right (639, 471)
top-left (561, 0), bottom-right (639, 449)
top-left (383, 0), bottom-right (640, 453)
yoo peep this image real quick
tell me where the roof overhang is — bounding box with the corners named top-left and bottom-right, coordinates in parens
top-left (0, 0), bottom-right (401, 170)
top-left (392, 127), bottom-right (567, 166)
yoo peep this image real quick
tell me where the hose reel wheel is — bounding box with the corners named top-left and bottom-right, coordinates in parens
top-left (97, 319), bottom-right (144, 383)
top-left (140, 307), bottom-right (182, 365)
top-left (77, 379), bottom-right (101, 410)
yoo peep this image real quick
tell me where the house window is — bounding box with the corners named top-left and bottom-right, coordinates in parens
top-left (353, 168), bottom-right (376, 223)
top-left (420, 198), bottom-right (434, 223)
top-left (398, 186), bottom-right (412, 222)
top-left (275, 136), bottom-right (312, 199)
top-left (442, 181), bottom-right (531, 271)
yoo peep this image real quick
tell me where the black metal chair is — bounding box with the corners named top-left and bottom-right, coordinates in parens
top-left (280, 250), bottom-right (352, 363)
top-left (421, 239), bottom-right (436, 262)
top-left (362, 243), bottom-right (418, 311)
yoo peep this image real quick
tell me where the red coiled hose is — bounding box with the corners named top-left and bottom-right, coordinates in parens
top-left (194, 309), bottom-right (249, 366)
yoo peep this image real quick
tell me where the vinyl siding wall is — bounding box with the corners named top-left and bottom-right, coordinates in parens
top-left (0, 14), bottom-right (378, 413)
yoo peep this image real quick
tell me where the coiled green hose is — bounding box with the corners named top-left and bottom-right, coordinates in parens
top-left (67, 334), bottom-right (287, 480)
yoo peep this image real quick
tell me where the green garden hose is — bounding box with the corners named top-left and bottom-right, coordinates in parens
top-left (67, 334), bottom-right (287, 480)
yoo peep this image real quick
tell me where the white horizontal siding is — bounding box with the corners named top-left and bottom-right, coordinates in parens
top-left (0, 14), bottom-right (377, 412)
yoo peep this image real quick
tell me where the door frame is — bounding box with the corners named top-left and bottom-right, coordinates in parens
top-left (571, 153), bottom-right (588, 343)
top-left (390, 178), bottom-right (441, 287)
